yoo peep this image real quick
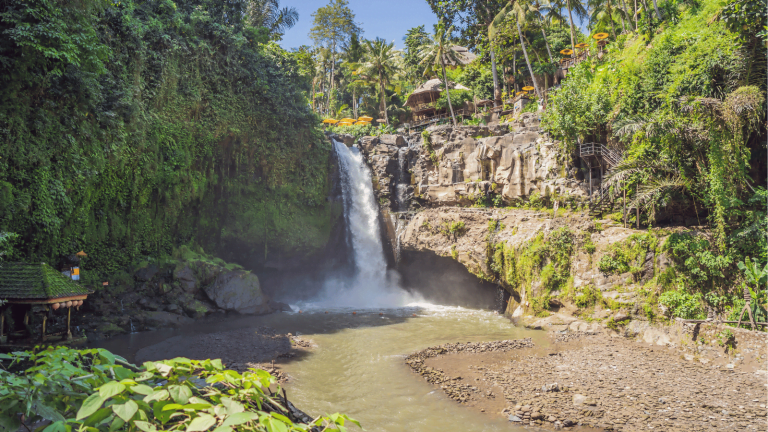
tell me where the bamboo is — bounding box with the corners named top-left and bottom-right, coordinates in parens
top-left (41, 315), bottom-right (47, 342)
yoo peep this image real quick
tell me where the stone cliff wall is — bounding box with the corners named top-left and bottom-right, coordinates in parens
top-left (350, 113), bottom-right (587, 211)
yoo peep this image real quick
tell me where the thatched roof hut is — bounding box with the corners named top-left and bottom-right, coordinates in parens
top-left (404, 79), bottom-right (471, 114)
top-left (444, 45), bottom-right (477, 67)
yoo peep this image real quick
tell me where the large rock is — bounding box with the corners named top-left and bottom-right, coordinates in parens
top-left (204, 270), bottom-right (271, 314)
top-left (379, 134), bottom-right (406, 147)
top-left (173, 264), bottom-right (198, 293)
top-left (135, 264), bottom-right (159, 282)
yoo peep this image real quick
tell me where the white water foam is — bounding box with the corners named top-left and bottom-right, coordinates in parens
top-left (300, 140), bottom-right (421, 309)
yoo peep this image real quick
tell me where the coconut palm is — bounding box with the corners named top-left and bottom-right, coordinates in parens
top-left (490, 1), bottom-right (542, 98)
top-left (358, 38), bottom-right (402, 125)
top-left (246, 0), bottom-right (299, 38)
top-left (417, 22), bottom-right (464, 126)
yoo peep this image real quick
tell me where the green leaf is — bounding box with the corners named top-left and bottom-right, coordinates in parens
top-left (99, 381), bottom-right (126, 398)
top-left (35, 403), bottom-right (66, 422)
top-left (0, 412), bottom-right (22, 432)
top-left (108, 417), bottom-right (124, 432)
top-left (221, 412), bottom-right (258, 427)
top-left (41, 421), bottom-right (67, 432)
top-left (144, 389), bottom-right (169, 402)
top-left (153, 401), bottom-right (175, 424)
top-left (82, 407), bottom-right (113, 427)
top-left (220, 398), bottom-right (244, 415)
top-left (169, 386), bottom-right (192, 404)
top-left (212, 427), bottom-right (232, 432)
top-left (77, 393), bottom-right (109, 420)
top-left (133, 421), bottom-right (156, 432)
top-left (112, 400), bottom-right (139, 422)
top-left (98, 349), bottom-right (116, 365)
top-left (131, 384), bottom-right (154, 395)
top-left (187, 414), bottom-right (216, 432)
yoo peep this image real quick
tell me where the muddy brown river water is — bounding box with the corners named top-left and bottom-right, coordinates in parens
top-left (92, 304), bottom-right (548, 432)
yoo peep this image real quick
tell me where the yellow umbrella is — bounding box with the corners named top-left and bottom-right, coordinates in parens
top-left (322, 118), bottom-right (338, 124)
top-left (516, 91), bottom-right (526, 96)
top-left (575, 42), bottom-right (588, 48)
top-left (338, 122), bottom-right (352, 127)
top-left (560, 49), bottom-right (574, 55)
top-left (354, 121), bottom-right (370, 125)
top-left (340, 118), bottom-right (356, 123)
top-left (522, 86), bottom-right (535, 92)
top-left (592, 33), bottom-right (609, 40)
top-left (358, 116), bottom-right (373, 122)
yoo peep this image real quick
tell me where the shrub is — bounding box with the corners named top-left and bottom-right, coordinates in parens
top-left (659, 290), bottom-right (705, 319)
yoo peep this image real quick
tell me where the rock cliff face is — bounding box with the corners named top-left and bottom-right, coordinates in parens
top-left (399, 207), bottom-right (665, 317)
top-left (355, 113), bottom-right (587, 211)
top-left (348, 120), bottom-right (673, 323)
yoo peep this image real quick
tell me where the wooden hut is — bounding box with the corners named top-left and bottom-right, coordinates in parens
top-left (404, 79), bottom-right (471, 126)
top-left (0, 262), bottom-right (93, 345)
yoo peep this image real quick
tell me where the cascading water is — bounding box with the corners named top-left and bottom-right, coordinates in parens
top-left (307, 140), bottom-right (419, 308)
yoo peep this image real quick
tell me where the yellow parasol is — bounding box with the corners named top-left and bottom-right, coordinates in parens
top-left (76, 250), bottom-right (88, 257)
top-left (358, 116), bottom-right (373, 122)
top-left (592, 33), bottom-right (609, 40)
top-left (575, 42), bottom-right (588, 48)
top-left (516, 91), bottom-right (526, 96)
top-left (354, 121), bottom-right (370, 125)
top-left (340, 118), bottom-right (356, 123)
top-left (560, 49), bottom-right (574, 56)
top-left (322, 118), bottom-right (338, 124)
top-left (522, 86), bottom-right (534, 92)
top-left (338, 121), bottom-right (352, 126)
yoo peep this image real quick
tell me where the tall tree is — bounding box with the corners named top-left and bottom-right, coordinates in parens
top-left (425, 0), bottom-right (507, 106)
top-left (246, 0), bottom-right (299, 39)
top-left (358, 38), bottom-right (402, 125)
top-left (403, 26), bottom-right (432, 85)
top-left (341, 34), bottom-right (365, 118)
top-left (418, 22), bottom-right (465, 126)
top-left (309, 0), bottom-right (362, 113)
top-left (490, 1), bottom-right (542, 98)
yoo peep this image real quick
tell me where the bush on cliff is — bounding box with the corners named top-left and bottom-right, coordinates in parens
top-left (0, 0), bottom-right (337, 279)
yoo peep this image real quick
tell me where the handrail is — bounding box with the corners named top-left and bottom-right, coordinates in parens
top-left (579, 143), bottom-right (623, 167)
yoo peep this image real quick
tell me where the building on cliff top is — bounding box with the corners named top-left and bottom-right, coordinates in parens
top-left (0, 262), bottom-right (92, 345)
top-left (404, 79), bottom-right (473, 129)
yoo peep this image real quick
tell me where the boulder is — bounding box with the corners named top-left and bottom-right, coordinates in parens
top-left (359, 136), bottom-right (379, 152)
top-left (173, 264), bottom-right (198, 293)
top-left (339, 133), bottom-right (355, 146)
top-left (143, 311), bottom-right (194, 327)
top-left (135, 264), bottom-right (159, 282)
top-left (204, 270), bottom-right (271, 314)
top-left (379, 134), bottom-right (406, 147)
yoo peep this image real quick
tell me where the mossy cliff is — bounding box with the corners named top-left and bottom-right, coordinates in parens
top-left (0, 0), bottom-right (341, 281)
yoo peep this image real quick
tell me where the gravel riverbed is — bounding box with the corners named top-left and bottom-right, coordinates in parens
top-left (406, 332), bottom-right (768, 431)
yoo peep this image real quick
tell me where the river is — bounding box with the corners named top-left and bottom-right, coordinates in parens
top-left (91, 139), bottom-right (545, 431)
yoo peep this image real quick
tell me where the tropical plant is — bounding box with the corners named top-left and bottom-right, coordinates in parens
top-left (357, 38), bottom-right (402, 125)
top-left (418, 22), bottom-right (464, 126)
top-left (0, 347), bottom-right (361, 432)
top-left (490, 1), bottom-right (542, 98)
top-left (246, 0), bottom-right (300, 39)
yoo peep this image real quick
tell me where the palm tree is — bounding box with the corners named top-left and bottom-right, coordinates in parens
top-left (358, 38), bottom-right (402, 125)
top-left (531, 0), bottom-right (555, 62)
top-left (589, 0), bottom-right (618, 37)
top-left (246, 0), bottom-right (299, 38)
top-left (418, 22), bottom-right (464, 126)
top-left (490, 1), bottom-right (542, 99)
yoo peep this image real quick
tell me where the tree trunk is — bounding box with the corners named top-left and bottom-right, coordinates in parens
top-left (441, 60), bottom-right (457, 126)
top-left (619, 0), bottom-right (629, 32)
top-left (328, 43), bottom-right (336, 113)
top-left (380, 72), bottom-right (389, 125)
top-left (353, 87), bottom-right (357, 118)
top-left (634, 0), bottom-right (638, 30)
top-left (490, 50), bottom-right (501, 106)
top-left (539, 16), bottom-right (553, 63)
top-left (513, 51), bottom-right (518, 92)
top-left (566, 0), bottom-right (577, 52)
top-left (516, 21), bottom-right (541, 98)
top-left (608, 0), bottom-right (617, 37)
top-left (651, 0), bottom-right (662, 20)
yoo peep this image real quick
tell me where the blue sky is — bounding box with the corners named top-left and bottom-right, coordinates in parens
top-left (278, 0), bottom-right (439, 51)
top-left (277, 0), bottom-right (588, 51)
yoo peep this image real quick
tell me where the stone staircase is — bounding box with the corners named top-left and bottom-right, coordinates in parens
top-left (579, 143), bottom-right (624, 217)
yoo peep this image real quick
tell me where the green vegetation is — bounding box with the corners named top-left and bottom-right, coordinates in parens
top-left (0, 0), bottom-right (339, 279)
top-left (0, 347), bottom-right (359, 432)
top-left (421, 130), bottom-right (439, 165)
top-left (597, 232), bottom-right (658, 277)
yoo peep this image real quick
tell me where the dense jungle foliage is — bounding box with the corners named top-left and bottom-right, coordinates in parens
top-left (0, 346), bottom-right (360, 432)
top-left (0, 0), bottom-right (338, 281)
top-left (541, 0), bottom-right (767, 322)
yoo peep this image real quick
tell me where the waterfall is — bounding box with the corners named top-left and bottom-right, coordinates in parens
top-left (307, 140), bottom-right (418, 308)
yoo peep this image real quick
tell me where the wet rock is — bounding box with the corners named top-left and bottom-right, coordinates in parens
top-left (135, 264), bottom-right (159, 282)
top-left (143, 311), bottom-right (194, 327)
top-left (204, 270), bottom-right (271, 314)
top-left (173, 264), bottom-right (198, 293)
top-left (379, 134), bottom-right (406, 147)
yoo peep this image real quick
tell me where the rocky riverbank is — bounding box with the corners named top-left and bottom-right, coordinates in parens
top-left (406, 328), bottom-right (768, 431)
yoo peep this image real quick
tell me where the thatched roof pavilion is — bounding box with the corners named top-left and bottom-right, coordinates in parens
top-left (0, 262), bottom-right (93, 343)
top-left (404, 79), bottom-right (471, 114)
top-left (444, 45), bottom-right (477, 68)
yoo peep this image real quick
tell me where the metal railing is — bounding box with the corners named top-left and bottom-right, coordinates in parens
top-left (579, 143), bottom-right (623, 167)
